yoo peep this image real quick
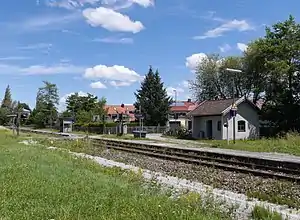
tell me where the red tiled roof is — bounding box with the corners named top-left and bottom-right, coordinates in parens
top-left (170, 101), bottom-right (198, 112)
top-left (105, 105), bottom-right (136, 121)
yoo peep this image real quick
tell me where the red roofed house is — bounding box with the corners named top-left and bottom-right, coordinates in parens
top-left (187, 97), bottom-right (260, 140)
top-left (105, 104), bottom-right (136, 122)
top-left (169, 99), bottom-right (198, 130)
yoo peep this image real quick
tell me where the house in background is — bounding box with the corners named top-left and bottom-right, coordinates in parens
top-left (169, 99), bottom-right (198, 129)
top-left (188, 97), bottom-right (260, 140)
top-left (105, 105), bottom-right (136, 122)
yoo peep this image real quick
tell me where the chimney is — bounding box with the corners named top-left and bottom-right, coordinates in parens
top-left (187, 98), bottom-right (191, 103)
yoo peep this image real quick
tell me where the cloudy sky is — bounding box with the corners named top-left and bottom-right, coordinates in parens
top-left (0, 0), bottom-right (299, 109)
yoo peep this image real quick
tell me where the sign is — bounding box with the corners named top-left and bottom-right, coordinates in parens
top-left (135, 114), bottom-right (143, 118)
top-left (229, 109), bottom-right (237, 117)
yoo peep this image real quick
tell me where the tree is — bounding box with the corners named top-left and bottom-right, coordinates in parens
top-left (246, 15), bottom-right (300, 132)
top-left (64, 93), bottom-right (106, 123)
top-left (190, 54), bottom-right (251, 102)
top-left (30, 81), bottom-right (59, 128)
top-left (0, 108), bottom-right (10, 125)
top-left (134, 66), bottom-right (172, 126)
top-left (1, 85), bottom-right (12, 109)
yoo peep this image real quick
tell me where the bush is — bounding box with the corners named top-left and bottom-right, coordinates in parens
top-left (74, 122), bottom-right (139, 128)
top-left (163, 127), bottom-right (195, 140)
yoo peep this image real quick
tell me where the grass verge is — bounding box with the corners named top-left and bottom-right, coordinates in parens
top-left (251, 206), bottom-right (282, 220)
top-left (0, 130), bottom-right (233, 220)
top-left (37, 137), bottom-right (300, 210)
top-left (204, 133), bottom-right (300, 156)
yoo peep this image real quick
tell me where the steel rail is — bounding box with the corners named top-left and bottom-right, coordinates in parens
top-left (91, 140), bottom-right (300, 183)
top-left (17, 128), bottom-right (300, 182)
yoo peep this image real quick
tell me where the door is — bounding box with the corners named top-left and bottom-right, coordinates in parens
top-left (206, 120), bottom-right (213, 139)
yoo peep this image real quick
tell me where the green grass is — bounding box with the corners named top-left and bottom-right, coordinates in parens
top-left (39, 137), bottom-right (300, 210)
top-left (0, 130), bottom-right (232, 220)
top-left (203, 133), bottom-right (300, 156)
top-left (251, 206), bottom-right (283, 220)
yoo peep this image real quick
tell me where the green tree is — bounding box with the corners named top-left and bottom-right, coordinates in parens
top-left (64, 93), bottom-right (106, 123)
top-left (190, 54), bottom-right (250, 101)
top-left (134, 66), bottom-right (172, 126)
top-left (0, 108), bottom-right (10, 125)
top-left (1, 85), bottom-right (12, 109)
top-left (30, 81), bottom-right (59, 128)
top-left (246, 15), bottom-right (300, 132)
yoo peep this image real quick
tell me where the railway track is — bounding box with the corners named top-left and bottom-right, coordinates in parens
top-left (91, 138), bottom-right (300, 183)
top-left (17, 128), bottom-right (300, 182)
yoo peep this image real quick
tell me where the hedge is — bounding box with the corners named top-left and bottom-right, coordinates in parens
top-left (74, 122), bottom-right (139, 128)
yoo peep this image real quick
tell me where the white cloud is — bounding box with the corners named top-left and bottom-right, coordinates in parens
top-left (193, 19), bottom-right (254, 40)
top-left (20, 13), bottom-right (80, 31)
top-left (59, 91), bottom-right (88, 103)
top-left (110, 80), bottom-right (131, 87)
top-left (0, 63), bottom-right (85, 75)
top-left (84, 64), bottom-right (141, 86)
top-left (101, 0), bottom-right (154, 10)
top-left (21, 64), bottom-right (85, 75)
top-left (82, 7), bottom-right (144, 33)
top-left (93, 37), bottom-right (133, 44)
top-left (17, 43), bottom-right (52, 50)
top-left (46, 0), bottom-right (154, 10)
top-left (185, 53), bottom-right (207, 71)
top-left (219, 43), bottom-right (231, 53)
top-left (0, 56), bottom-right (31, 61)
top-left (166, 87), bottom-right (185, 97)
top-left (90, 81), bottom-right (107, 89)
top-left (46, 0), bottom-right (100, 9)
top-left (181, 80), bottom-right (189, 88)
top-left (237, 43), bottom-right (248, 52)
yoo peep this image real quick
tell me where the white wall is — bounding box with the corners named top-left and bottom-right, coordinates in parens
top-left (192, 115), bottom-right (222, 139)
top-left (222, 102), bottom-right (259, 140)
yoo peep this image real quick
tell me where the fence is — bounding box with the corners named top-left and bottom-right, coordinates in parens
top-left (74, 125), bottom-right (167, 134)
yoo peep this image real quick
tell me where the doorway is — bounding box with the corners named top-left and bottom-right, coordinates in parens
top-left (206, 120), bottom-right (213, 139)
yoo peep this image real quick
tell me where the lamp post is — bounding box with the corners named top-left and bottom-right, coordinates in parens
top-left (173, 89), bottom-right (177, 106)
top-left (114, 104), bottom-right (125, 136)
top-left (225, 68), bottom-right (242, 144)
top-left (173, 89), bottom-right (177, 121)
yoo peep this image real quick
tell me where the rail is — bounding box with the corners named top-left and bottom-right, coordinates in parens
top-left (18, 127), bottom-right (300, 182)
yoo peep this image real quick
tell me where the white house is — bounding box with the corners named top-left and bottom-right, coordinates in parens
top-left (188, 97), bottom-right (260, 140)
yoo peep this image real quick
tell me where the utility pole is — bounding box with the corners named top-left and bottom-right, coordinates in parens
top-left (139, 105), bottom-right (142, 138)
top-left (225, 68), bottom-right (242, 144)
top-left (16, 102), bottom-right (21, 136)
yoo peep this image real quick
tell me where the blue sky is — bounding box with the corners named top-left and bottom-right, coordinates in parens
top-left (0, 0), bottom-right (299, 111)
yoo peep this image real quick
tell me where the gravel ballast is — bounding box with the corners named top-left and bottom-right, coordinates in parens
top-left (47, 147), bottom-right (300, 220)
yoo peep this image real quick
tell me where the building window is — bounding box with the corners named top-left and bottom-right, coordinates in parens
top-left (217, 121), bottom-right (221, 131)
top-left (238, 120), bottom-right (246, 132)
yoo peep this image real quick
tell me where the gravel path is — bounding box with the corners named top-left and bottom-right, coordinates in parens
top-left (59, 148), bottom-right (300, 220)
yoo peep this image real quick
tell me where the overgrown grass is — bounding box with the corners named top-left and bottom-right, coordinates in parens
top-left (251, 206), bottom-right (283, 220)
top-left (39, 137), bottom-right (300, 210)
top-left (0, 131), bottom-right (232, 220)
top-left (201, 132), bottom-right (300, 156)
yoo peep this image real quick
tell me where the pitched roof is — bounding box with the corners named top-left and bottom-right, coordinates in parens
top-left (170, 101), bottom-right (198, 112)
top-left (105, 105), bottom-right (136, 121)
top-left (187, 97), bottom-right (256, 116)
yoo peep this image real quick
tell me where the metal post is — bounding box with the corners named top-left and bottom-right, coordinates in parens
top-left (226, 118), bottom-right (229, 145)
top-left (226, 68), bottom-right (242, 145)
top-left (139, 105), bottom-right (142, 138)
top-left (232, 78), bottom-right (236, 144)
